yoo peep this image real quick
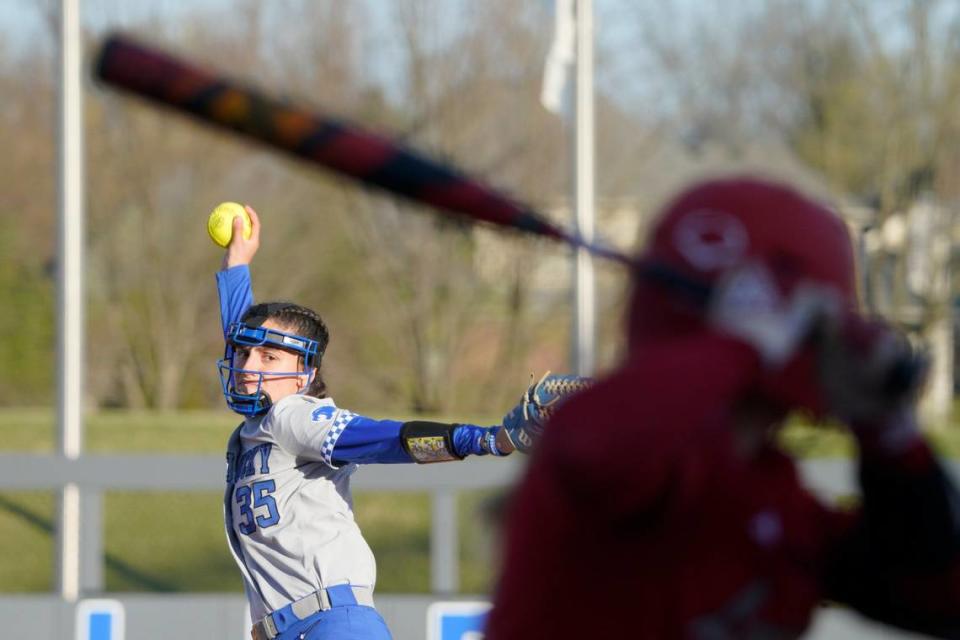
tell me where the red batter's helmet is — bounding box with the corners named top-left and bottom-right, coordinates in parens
top-left (629, 176), bottom-right (858, 414)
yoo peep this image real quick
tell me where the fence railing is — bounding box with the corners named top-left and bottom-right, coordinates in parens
top-left (0, 453), bottom-right (939, 594)
top-left (3, 452), bottom-right (953, 639)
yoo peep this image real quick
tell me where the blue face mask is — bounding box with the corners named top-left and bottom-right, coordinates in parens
top-left (218, 322), bottom-right (322, 416)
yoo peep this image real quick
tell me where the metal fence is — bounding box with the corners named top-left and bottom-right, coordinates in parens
top-left (0, 454), bottom-right (947, 639)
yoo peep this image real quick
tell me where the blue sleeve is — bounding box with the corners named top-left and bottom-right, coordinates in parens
top-left (331, 415), bottom-right (412, 465)
top-left (331, 417), bottom-right (500, 465)
top-left (216, 265), bottom-right (254, 337)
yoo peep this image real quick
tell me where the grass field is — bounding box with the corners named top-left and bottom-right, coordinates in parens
top-left (1, 407), bottom-right (958, 594)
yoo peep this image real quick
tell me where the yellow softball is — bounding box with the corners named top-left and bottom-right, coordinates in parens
top-left (207, 202), bottom-right (252, 248)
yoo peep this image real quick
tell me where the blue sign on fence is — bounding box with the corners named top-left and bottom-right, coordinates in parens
top-left (427, 601), bottom-right (491, 640)
top-left (75, 599), bottom-right (125, 640)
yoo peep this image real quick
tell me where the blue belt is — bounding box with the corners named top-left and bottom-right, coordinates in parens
top-left (253, 584), bottom-right (375, 640)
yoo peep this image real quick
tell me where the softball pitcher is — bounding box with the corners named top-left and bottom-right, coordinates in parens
top-left (215, 207), bottom-right (588, 640)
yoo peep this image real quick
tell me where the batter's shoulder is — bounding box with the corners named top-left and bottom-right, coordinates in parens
top-left (548, 334), bottom-right (758, 449)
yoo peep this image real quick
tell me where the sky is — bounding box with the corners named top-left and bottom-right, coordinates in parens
top-left (0, 0), bottom-right (672, 115)
top-left (0, 0), bottom-right (461, 55)
top-left (1, 0), bottom-right (952, 117)
top-left (0, 0), bottom-right (233, 46)
top-left (0, 0), bottom-right (475, 103)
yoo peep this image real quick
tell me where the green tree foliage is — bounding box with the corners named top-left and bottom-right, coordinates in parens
top-left (787, 32), bottom-right (884, 201)
top-left (0, 221), bottom-right (54, 405)
top-left (783, 1), bottom-right (960, 214)
top-left (0, 37), bottom-right (55, 407)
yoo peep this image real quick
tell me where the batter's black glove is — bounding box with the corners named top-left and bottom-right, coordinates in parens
top-left (818, 313), bottom-right (929, 426)
top-left (502, 372), bottom-right (593, 453)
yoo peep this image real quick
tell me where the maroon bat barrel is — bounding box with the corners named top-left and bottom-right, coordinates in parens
top-left (94, 33), bottom-right (630, 265)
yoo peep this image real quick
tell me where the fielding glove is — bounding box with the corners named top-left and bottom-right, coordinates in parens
top-left (502, 371), bottom-right (593, 453)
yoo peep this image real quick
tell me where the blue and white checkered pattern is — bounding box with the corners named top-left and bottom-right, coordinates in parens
top-left (320, 410), bottom-right (357, 466)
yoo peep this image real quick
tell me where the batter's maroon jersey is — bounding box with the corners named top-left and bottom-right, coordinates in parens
top-left (485, 333), bottom-right (960, 639)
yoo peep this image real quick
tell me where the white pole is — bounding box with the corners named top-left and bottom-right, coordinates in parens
top-left (572, 0), bottom-right (596, 376)
top-left (57, 0), bottom-right (84, 602)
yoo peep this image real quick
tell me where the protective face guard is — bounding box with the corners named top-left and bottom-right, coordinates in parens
top-left (218, 322), bottom-right (321, 416)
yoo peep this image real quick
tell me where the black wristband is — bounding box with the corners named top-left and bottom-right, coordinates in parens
top-left (400, 421), bottom-right (463, 463)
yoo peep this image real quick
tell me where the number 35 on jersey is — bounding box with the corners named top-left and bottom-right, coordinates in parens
top-left (228, 443), bottom-right (280, 535)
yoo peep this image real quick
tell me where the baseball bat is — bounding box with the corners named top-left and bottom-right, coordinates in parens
top-left (93, 33), bottom-right (630, 265)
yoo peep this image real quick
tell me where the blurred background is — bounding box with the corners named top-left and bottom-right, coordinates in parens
top-left (2, 0), bottom-right (960, 637)
top-left (5, 0), bottom-right (960, 416)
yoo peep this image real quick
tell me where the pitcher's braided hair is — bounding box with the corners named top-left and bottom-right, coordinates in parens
top-left (241, 301), bottom-right (330, 398)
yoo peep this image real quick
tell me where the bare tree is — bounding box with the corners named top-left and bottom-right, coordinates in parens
top-left (1, 0), bottom-right (646, 413)
top-left (298, 0), bottom-right (575, 414)
top-left (617, 0), bottom-right (960, 420)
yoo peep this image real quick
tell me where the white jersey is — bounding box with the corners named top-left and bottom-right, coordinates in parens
top-left (223, 394), bottom-right (375, 621)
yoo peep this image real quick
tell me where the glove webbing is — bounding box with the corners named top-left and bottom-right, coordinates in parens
top-left (524, 372), bottom-right (593, 424)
